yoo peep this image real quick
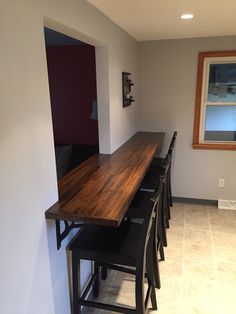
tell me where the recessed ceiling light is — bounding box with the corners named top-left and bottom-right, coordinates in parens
top-left (180, 13), bottom-right (194, 20)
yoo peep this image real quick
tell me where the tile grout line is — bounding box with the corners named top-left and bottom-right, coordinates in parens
top-left (181, 203), bottom-right (186, 314)
top-left (208, 206), bottom-right (222, 314)
top-left (87, 203), bottom-right (236, 314)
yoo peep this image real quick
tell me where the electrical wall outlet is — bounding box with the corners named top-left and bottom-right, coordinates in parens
top-left (218, 178), bottom-right (225, 188)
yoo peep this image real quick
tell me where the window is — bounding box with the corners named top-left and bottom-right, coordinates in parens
top-left (193, 51), bottom-right (236, 150)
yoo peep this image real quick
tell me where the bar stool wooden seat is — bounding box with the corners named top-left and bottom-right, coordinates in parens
top-left (69, 183), bottom-right (163, 314)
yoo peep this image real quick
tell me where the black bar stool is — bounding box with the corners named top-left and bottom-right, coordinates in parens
top-left (142, 131), bottom-right (177, 205)
top-left (140, 131), bottom-right (177, 224)
top-left (127, 157), bottom-right (171, 267)
top-left (126, 179), bottom-right (164, 289)
top-left (69, 181), bottom-right (163, 314)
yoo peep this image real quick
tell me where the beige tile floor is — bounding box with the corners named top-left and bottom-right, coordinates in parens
top-left (84, 202), bottom-right (236, 314)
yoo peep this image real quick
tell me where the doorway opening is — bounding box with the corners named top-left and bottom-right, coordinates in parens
top-left (44, 27), bottom-right (99, 180)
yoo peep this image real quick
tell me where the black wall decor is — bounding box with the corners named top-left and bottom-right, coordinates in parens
top-left (122, 72), bottom-right (134, 107)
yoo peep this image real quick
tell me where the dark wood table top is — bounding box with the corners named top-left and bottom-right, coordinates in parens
top-left (45, 132), bottom-right (164, 227)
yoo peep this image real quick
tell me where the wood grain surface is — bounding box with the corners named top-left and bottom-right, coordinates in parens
top-left (45, 132), bottom-right (164, 227)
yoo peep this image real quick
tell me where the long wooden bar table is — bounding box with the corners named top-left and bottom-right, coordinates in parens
top-left (45, 132), bottom-right (164, 230)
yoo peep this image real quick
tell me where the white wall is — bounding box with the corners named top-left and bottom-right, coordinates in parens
top-left (138, 36), bottom-right (236, 201)
top-left (0, 1), bottom-right (139, 313)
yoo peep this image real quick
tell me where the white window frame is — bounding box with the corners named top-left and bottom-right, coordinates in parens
top-left (193, 51), bottom-right (236, 150)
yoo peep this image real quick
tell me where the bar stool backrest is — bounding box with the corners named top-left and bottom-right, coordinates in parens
top-left (161, 154), bottom-right (171, 182)
top-left (136, 178), bottom-right (163, 270)
top-left (151, 177), bottom-right (164, 205)
top-left (167, 131), bottom-right (177, 155)
top-left (163, 131), bottom-right (177, 165)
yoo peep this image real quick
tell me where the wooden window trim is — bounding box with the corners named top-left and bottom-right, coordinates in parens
top-left (192, 50), bottom-right (236, 150)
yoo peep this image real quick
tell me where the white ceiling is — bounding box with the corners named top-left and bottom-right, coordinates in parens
top-left (86, 0), bottom-right (236, 41)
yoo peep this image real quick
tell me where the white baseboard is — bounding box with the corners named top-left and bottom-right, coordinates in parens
top-left (218, 199), bottom-right (236, 210)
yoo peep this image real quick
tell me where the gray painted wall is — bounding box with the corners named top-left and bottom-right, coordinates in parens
top-left (138, 36), bottom-right (236, 200)
top-left (0, 1), bottom-right (138, 314)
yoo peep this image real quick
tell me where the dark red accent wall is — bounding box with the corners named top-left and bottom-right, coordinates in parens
top-left (46, 45), bottom-right (98, 146)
